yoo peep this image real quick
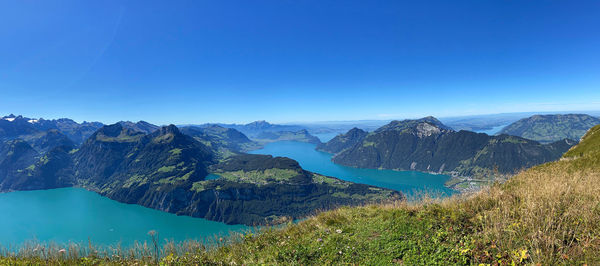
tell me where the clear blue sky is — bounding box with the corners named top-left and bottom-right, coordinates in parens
top-left (1, 1), bottom-right (599, 125)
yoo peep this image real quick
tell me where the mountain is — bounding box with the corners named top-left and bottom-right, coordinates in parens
top-left (0, 114), bottom-right (39, 138)
top-left (180, 125), bottom-right (261, 157)
top-left (118, 120), bottom-right (160, 134)
top-left (190, 154), bottom-right (401, 224)
top-left (0, 139), bottom-right (74, 191)
top-left (189, 121), bottom-right (321, 145)
top-left (222, 120), bottom-right (305, 138)
top-left (0, 140), bottom-right (39, 190)
top-left (0, 122), bottom-right (400, 225)
top-left (316, 127), bottom-right (368, 154)
top-left (325, 117), bottom-right (574, 183)
top-left (74, 124), bottom-right (215, 208)
top-left (0, 114), bottom-right (103, 144)
top-left (563, 123), bottom-right (600, 159)
top-left (253, 129), bottom-right (321, 145)
top-left (440, 112), bottom-right (534, 132)
top-left (14, 129), bottom-right (74, 154)
top-left (498, 114), bottom-right (600, 143)
top-left (205, 120), bottom-right (305, 138)
top-left (374, 116), bottom-right (452, 133)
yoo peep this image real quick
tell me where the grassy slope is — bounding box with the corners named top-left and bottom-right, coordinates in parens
top-left (3, 125), bottom-right (600, 265)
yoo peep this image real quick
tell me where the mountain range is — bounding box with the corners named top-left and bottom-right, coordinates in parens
top-left (1, 114), bottom-right (103, 145)
top-left (188, 120), bottom-right (322, 146)
top-left (0, 116), bottom-right (399, 225)
top-left (318, 117), bottom-right (575, 190)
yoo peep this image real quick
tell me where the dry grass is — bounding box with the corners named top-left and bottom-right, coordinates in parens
top-left (462, 161), bottom-right (600, 264)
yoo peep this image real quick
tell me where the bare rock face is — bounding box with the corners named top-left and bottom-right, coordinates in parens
top-left (416, 122), bottom-right (443, 138)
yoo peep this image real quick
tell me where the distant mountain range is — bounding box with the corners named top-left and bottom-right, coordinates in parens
top-left (253, 129), bottom-right (321, 145)
top-left (3, 112), bottom-right (599, 224)
top-left (0, 115), bottom-right (399, 225)
top-left (498, 114), bottom-right (600, 143)
top-left (209, 120), bottom-right (306, 138)
top-left (0, 114), bottom-right (104, 145)
top-left (189, 121), bottom-right (322, 145)
top-left (179, 125), bottom-right (261, 158)
top-left (318, 117), bottom-right (576, 187)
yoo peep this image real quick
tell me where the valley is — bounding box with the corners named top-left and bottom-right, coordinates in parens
top-left (3, 3), bottom-right (599, 263)
top-left (1, 112), bottom-right (599, 264)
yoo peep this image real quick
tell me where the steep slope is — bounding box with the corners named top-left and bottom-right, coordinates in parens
top-left (563, 124), bottom-right (600, 161)
top-left (316, 127), bottom-right (367, 154)
top-left (73, 124), bottom-right (146, 185)
top-left (0, 137), bottom-right (75, 191)
top-left (0, 140), bottom-right (40, 190)
top-left (331, 117), bottom-right (574, 178)
top-left (498, 113), bottom-right (600, 143)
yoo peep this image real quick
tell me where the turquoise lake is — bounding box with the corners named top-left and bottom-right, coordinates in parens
top-left (0, 188), bottom-right (248, 248)
top-left (250, 141), bottom-right (456, 199)
top-left (0, 139), bottom-right (455, 248)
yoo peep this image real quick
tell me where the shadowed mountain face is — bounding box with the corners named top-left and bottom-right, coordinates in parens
top-left (0, 139), bottom-right (74, 191)
top-left (316, 127), bottom-right (368, 154)
top-left (0, 122), bottom-right (400, 225)
top-left (322, 117), bottom-right (575, 177)
top-left (21, 129), bottom-right (75, 154)
top-left (1, 114), bottom-right (103, 145)
top-left (498, 114), bottom-right (600, 143)
top-left (0, 117), bottom-right (78, 191)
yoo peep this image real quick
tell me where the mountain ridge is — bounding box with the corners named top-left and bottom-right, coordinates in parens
top-left (0, 122), bottom-right (400, 225)
top-left (498, 113), bottom-right (600, 143)
top-left (320, 117), bottom-right (575, 191)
